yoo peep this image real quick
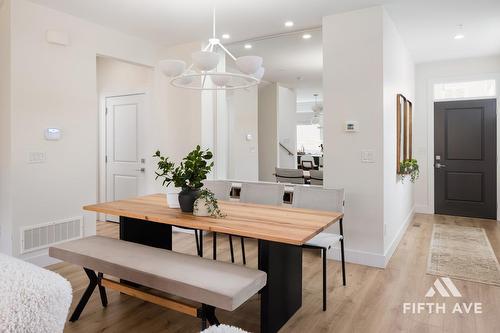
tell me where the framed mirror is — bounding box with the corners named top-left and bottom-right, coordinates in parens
top-left (397, 94), bottom-right (407, 173)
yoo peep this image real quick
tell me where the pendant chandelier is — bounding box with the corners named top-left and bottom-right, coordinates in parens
top-left (311, 94), bottom-right (324, 128)
top-left (159, 7), bottom-right (265, 90)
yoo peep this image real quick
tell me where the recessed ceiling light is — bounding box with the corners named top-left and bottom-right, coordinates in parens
top-left (454, 24), bottom-right (464, 40)
top-left (302, 33), bottom-right (312, 40)
top-left (222, 33), bottom-right (230, 39)
top-left (244, 44), bottom-right (252, 49)
top-left (285, 21), bottom-right (294, 27)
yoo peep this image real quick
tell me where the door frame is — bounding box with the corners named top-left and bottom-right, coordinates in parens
top-left (426, 73), bottom-right (500, 219)
top-left (98, 91), bottom-right (150, 222)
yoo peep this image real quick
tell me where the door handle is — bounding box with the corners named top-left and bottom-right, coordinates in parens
top-left (135, 168), bottom-right (146, 172)
top-left (435, 163), bottom-right (446, 169)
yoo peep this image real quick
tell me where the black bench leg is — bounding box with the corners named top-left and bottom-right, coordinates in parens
top-left (97, 272), bottom-right (108, 307)
top-left (69, 268), bottom-right (98, 322)
top-left (200, 304), bottom-right (219, 328)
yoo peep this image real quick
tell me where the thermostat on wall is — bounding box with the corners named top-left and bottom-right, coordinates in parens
top-left (345, 121), bottom-right (359, 132)
top-left (45, 128), bottom-right (61, 141)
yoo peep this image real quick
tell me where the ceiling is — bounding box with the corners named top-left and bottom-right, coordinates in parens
top-left (227, 30), bottom-right (323, 102)
top-left (27, 0), bottom-right (500, 63)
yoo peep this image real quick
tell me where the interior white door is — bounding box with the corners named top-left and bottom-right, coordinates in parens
top-left (106, 94), bottom-right (146, 222)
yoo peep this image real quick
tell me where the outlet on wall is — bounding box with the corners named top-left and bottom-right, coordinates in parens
top-left (28, 152), bottom-right (46, 164)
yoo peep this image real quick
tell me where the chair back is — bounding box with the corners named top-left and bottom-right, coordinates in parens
top-left (292, 186), bottom-right (344, 213)
top-left (309, 170), bottom-right (324, 186)
top-left (275, 168), bottom-right (305, 184)
top-left (300, 155), bottom-right (316, 170)
top-left (240, 182), bottom-right (285, 206)
top-left (203, 180), bottom-right (232, 201)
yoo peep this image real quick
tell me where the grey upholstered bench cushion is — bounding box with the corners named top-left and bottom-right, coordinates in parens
top-left (49, 236), bottom-right (266, 311)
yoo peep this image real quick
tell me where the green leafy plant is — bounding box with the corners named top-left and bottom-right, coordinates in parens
top-left (400, 159), bottom-right (420, 183)
top-left (153, 145), bottom-right (214, 189)
top-left (194, 189), bottom-right (226, 218)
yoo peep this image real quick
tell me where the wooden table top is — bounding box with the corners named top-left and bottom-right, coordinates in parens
top-left (84, 194), bottom-right (343, 246)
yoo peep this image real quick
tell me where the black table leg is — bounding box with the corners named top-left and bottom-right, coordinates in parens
top-left (259, 240), bottom-right (303, 333)
top-left (119, 216), bottom-right (172, 250)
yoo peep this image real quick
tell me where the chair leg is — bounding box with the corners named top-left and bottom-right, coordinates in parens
top-left (212, 232), bottom-right (217, 260)
top-left (199, 231), bottom-right (203, 258)
top-left (322, 248), bottom-right (327, 311)
top-left (195, 230), bottom-right (200, 255)
top-left (240, 237), bottom-right (246, 265)
top-left (340, 218), bottom-right (346, 286)
top-left (69, 268), bottom-right (98, 322)
top-left (97, 272), bottom-right (108, 307)
top-left (229, 235), bottom-right (235, 263)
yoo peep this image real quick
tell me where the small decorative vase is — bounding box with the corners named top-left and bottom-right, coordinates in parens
top-left (193, 197), bottom-right (211, 217)
top-left (166, 187), bottom-right (181, 208)
top-left (178, 187), bottom-right (200, 213)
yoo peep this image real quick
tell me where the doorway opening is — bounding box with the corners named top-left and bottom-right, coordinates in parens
top-left (96, 56), bottom-right (153, 222)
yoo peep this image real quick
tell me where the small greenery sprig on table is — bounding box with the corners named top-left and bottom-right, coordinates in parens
top-left (194, 189), bottom-right (226, 218)
top-left (153, 145), bottom-right (214, 189)
top-left (399, 159), bottom-right (420, 183)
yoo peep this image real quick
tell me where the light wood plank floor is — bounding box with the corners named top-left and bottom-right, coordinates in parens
top-left (49, 214), bottom-right (500, 333)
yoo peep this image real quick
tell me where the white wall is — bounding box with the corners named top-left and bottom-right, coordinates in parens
top-left (227, 87), bottom-right (259, 181)
top-left (414, 55), bottom-right (500, 215)
top-left (0, 0), bottom-right (12, 255)
top-left (6, 0), bottom-right (166, 263)
top-left (323, 7), bottom-right (385, 264)
top-left (323, 6), bottom-right (415, 267)
top-left (382, 10), bottom-right (415, 257)
top-left (258, 83), bottom-right (278, 181)
top-left (278, 85), bottom-right (297, 168)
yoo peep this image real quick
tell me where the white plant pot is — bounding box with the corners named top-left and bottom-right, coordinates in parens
top-left (193, 197), bottom-right (211, 217)
top-left (166, 188), bottom-right (181, 208)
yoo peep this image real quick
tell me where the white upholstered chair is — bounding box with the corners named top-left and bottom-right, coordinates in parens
top-left (203, 180), bottom-right (236, 261)
top-left (292, 185), bottom-right (346, 311)
top-left (275, 167), bottom-right (305, 184)
top-left (235, 182), bottom-right (285, 264)
top-left (309, 170), bottom-right (324, 186)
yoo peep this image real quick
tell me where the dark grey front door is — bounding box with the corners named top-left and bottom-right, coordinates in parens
top-left (434, 99), bottom-right (497, 219)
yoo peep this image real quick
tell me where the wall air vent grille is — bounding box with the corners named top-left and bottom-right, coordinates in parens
top-left (21, 217), bottom-right (83, 254)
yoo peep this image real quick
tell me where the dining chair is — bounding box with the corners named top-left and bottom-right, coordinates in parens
top-left (300, 155), bottom-right (317, 170)
top-left (292, 185), bottom-right (346, 311)
top-left (236, 182), bottom-right (285, 265)
top-left (202, 180), bottom-right (235, 262)
top-left (275, 167), bottom-right (306, 184)
top-left (309, 170), bottom-right (324, 186)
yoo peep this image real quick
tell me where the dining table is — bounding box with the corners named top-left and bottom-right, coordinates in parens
top-left (84, 193), bottom-right (343, 333)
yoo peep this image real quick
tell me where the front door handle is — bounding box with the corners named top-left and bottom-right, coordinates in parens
top-left (435, 163), bottom-right (447, 169)
top-left (135, 168), bottom-right (146, 172)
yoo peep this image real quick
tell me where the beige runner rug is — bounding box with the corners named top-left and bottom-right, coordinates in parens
top-left (427, 224), bottom-right (500, 286)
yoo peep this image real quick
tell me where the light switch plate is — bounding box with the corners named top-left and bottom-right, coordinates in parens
top-left (29, 152), bottom-right (46, 164)
top-left (361, 150), bottom-right (375, 163)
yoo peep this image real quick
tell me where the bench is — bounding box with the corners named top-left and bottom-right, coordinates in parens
top-left (49, 236), bottom-right (267, 330)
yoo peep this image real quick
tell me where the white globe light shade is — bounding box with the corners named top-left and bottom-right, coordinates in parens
top-left (253, 67), bottom-right (265, 80)
top-left (236, 56), bottom-right (263, 75)
top-left (312, 104), bottom-right (323, 114)
top-left (177, 70), bottom-right (196, 85)
top-left (159, 59), bottom-right (186, 77)
top-left (192, 51), bottom-right (220, 71)
top-left (211, 74), bottom-right (231, 87)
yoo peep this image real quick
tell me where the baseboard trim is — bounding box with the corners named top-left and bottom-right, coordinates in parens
top-left (326, 247), bottom-right (386, 268)
top-left (23, 251), bottom-right (61, 267)
top-left (383, 207), bottom-right (415, 267)
top-left (415, 204), bottom-right (433, 214)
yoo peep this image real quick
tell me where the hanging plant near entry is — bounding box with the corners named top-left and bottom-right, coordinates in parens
top-left (399, 159), bottom-right (420, 183)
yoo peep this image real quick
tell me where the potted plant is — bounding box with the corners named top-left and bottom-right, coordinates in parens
top-left (399, 159), bottom-right (420, 183)
top-left (193, 189), bottom-right (225, 218)
top-left (153, 145), bottom-right (214, 212)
